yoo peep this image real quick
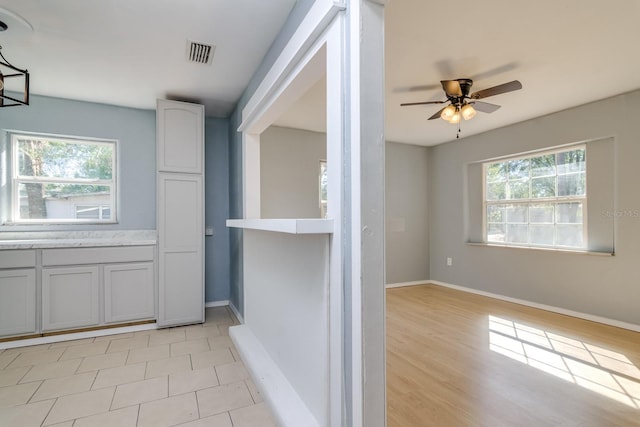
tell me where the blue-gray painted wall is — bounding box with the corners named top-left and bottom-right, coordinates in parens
top-left (0, 94), bottom-right (231, 304)
top-left (0, 93), bottom-right (156, 231)
top-left (228, 0), bottom-right (316, 315)
top-left (205, 117), bottom-right (231, 302)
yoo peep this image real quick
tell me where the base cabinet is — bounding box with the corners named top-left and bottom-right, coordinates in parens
top-left (104, 262), bottom-right (154, 324)
top-left (0, 269), bottom-right (36, 336)
top-left (42, 266), bottom-right (100, 332)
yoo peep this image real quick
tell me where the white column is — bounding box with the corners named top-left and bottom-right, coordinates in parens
top-left (344, 1), bottom-right (387, 426)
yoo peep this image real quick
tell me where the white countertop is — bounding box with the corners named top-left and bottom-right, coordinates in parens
top-left (226, 218), bottom-right (334, 234)
top-left (0, 230), bottom-right (157, 250)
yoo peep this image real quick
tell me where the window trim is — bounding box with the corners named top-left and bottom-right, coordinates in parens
top-left (482, 144), bottom-right (587, 250)
top-left (8, 132), bottom-right (118, 225)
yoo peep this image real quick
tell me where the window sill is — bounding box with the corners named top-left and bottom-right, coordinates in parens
top-left (466, 242), bottom-right (614, 256)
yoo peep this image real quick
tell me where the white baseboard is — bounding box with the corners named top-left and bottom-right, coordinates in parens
top-left (428, 280), bottom-right (640, 333)
top-left (229, 325), bottom-right (319, 427)
top-left (385, 280), bottom-right (430, 289)
top-left (0, 323), bottom-right (158, 350)
top-left (228, 302), bottom-right (244, 324)
top-left (205, 300), bottom-right (229, 308)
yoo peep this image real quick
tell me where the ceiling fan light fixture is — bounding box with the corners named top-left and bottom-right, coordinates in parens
top-left (461, 103), bottom-right (476, 120)
top-left (447, 108), bottom-right (461, 124)
top-left (440, 104), bottom-right (456, 121)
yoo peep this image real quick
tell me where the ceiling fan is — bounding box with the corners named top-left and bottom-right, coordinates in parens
top-left (401, 78), bottom-right (522, 124)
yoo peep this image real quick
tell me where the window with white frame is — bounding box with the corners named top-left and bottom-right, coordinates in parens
top-left (319, 160), bottom-right (328, 219)
top-left (10, 133), bottom-right (117, 223)
top-left (484, 146), bottom-right (586, 249)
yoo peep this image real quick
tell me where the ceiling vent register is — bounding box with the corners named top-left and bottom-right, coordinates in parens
top-left (187, 40), bottom-right (215, 65)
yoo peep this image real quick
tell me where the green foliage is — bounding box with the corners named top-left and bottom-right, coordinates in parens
top-left (17, 137), bottom-right (114, 197)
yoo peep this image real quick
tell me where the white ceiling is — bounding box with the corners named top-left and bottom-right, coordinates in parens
top-left (2, 0), bottom-right (640, 147)
top-left (0, 0), bottom-right (297, 117)
top-left (277, 0), bottom-right (640, 146)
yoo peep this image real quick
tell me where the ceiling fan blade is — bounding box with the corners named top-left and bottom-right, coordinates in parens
top-left (393, 83), bottom-right (441, 93)
top-left (441, 80), bottom-right (462, 97)
top-left (428, 107), bottom-right (447, 120)
top-left (472, 101), bottom-right (501, 113)
top-left (400, 100), bottom-right (446, 107)
top-left (470, 80), bottom-right (522, 99)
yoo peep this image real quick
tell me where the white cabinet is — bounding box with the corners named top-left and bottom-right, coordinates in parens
top-left (42, 266), bottom-right (100, 331)
top-left (158, 173), bottom-right (204, 327)
top-left (0, 269), bottom-right (36, 336)
top-left (156, 98), bottom-right (205, 328)
top-left (41, 246), bottom-right (156, 331)
top-left (157, 99), bottom-right (204, 174)
top-left (104, 262), bottom-right (155, 324)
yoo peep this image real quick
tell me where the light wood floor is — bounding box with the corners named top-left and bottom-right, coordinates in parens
top-left (386, 284), bottom-right (640, 427)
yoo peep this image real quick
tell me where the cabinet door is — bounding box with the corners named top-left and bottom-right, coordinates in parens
top-left (0, 269), bottom-right (36, 337)
top-left (42, 266), bottom-right (100, 331)
top-left (104, 262), bottom-right (155, 323)
top-left (158, 173), bottom-right (204, 327)
top-left (157, 99), bottom-right (204, 174)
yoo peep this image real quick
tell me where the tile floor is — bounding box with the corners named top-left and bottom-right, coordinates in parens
top-left (0, 307), bottom-right (277, 427)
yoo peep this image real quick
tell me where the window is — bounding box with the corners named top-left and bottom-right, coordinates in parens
top-left (484, 146), bottom-right (586, 249)
top-left (10, 133), bottom-right (117, 223)
top-left (319, 160), bottom-right (328, 218)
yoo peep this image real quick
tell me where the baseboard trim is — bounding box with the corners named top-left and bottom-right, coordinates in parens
top-left (228, 302), bottom-right (244, 324)
top-left (0, 322), bottom-right (158, 350)
top-left (385, 280), bottom-right (430, 289)
top-left (205, 300), bottom-right (230, 308)
top-left (428, 280), bottom-right (640, 333)
top-left (229, 325), bottom-right (319, 427)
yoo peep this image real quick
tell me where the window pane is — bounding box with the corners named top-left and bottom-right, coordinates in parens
top-left (508, 159), bottom-right (529, 180)
top-left (530, 225), bottom-right (554, 246)
top-left (558, 172), bottom-right (585, 196)
top-left (506, 205), bottom-right (528, 223)
top-left (487, 223), bottom-right (505, 243)
top-left (486, 162), bottom-right (507, 183)
top-left (508, 179), bottom-right (529, 199)
top-left (557, 149), bottom-right (586, 174)
top-left (487, 205), bottom-right (505, 223)
top-left (506, 224), bottom-right (528, 244)
top-left (556, 202), bottom-right (583, 223)
top-left (487, 181), bottom-right (506, 201)
top-left (531, 176), bottom-right (556, 198)
top-left (529, 204), bottom-right (554, 223)
top-left (556, 224), bottom-right (583, 247)
top-left (531, 154), bottom-right (556, 177)
top-left (17, 138), bottom-right (113, 180)
top-left (18, 182), bottom-right (111, 221)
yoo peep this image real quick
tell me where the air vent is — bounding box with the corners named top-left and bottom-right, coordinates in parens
top-left (186, 40), bottom-right (215, 65)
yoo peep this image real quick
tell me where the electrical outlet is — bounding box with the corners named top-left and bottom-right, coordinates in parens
top-left (446, 257), bottom-right (453, 266)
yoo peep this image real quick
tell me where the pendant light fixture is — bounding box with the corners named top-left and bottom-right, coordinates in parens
top-left (0, 20), bottom-right (30, 107)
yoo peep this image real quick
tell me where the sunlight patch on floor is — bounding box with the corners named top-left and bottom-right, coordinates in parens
top-left (488, 315), bottom-right (640, 409)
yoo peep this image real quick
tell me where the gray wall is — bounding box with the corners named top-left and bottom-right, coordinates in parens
top-left (0, 93), bottom-right (156, 231)
top-left (260, 126), bottom-right (326, 219)
top-left (429, 89), bottom-right (640, 326)
top-left (204, 117), bottom-right (231, 302)
top-left (386, 141), bottom-right (429, 284)
top-left (228, 0), bottom-right (316, 314)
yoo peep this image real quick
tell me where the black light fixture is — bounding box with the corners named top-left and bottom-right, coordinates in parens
top-left (0, 20), bottom-right (30, 107)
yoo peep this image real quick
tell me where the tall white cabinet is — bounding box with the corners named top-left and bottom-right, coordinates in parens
top-left (156, 99), bottom-right (205, 327)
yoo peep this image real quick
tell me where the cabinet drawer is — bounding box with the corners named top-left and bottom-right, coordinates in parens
top-left (43, 246), bottom-right (154, 266)
top-left (0, 250), bottom-right (36, 269)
